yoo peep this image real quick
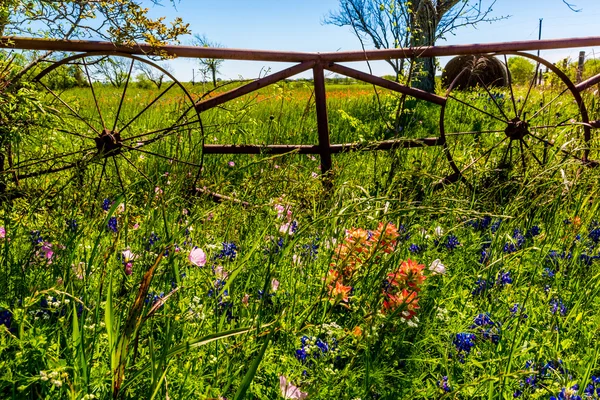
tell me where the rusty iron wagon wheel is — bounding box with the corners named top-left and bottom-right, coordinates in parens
top-left (5, 51), bottom-right (204, 197)
top-left (440, 51), bottom-right (593, 187)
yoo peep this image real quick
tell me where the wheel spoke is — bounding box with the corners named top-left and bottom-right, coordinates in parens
top-left (56, 128), bottom-right (95, 140)
top-left (520, 138), bottom-right (544, 167)
top-left (121, 118), bottom-right (201, 143)
top-left (122, 144), bottom-right (203, 168)
top-left (448, 94), bottom-right (508, 124)
top-left (528, 87), bottom-right (570, 121)
top-left (11, 147), bottom-right (96, 170)
top-left (119, 82), bottom-right (177, 134)
top-left (83, 58), bottom-right (106, 129)
top-left (119, 153), bottom-right (152, 183)
top-left (113, 58), bottom-right (135, 132)
top-left (504, 54), bottom-right (519, 118)
top-left (501, 139), bottom-right (512, 166)
top-left (475, 74), bottom-right (510, 120)
top-left (519, 139), bottom-right (526, 171)
top-left (95, 158), bottom-right (107, 198)
top-left (445, 129), bottom-right (506, 137)
top-left (38, 81), bottom-right (100, 135)
top-left (461, 137), bottom-right (509, 174)
top-left (518, 60), bottom-right (541, 118)
top-left (112, 157), bottom-right (126, 194)
top-left (528, 132), bottom-right (585, 162)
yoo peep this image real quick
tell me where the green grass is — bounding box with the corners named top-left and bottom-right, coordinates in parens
top-left (2, 76), bottom-right (600, 399)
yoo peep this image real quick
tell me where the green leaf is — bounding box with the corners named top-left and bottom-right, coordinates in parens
top-left (234, 334), bottom-right (271, 400)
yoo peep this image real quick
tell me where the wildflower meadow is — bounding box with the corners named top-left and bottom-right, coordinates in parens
top-left (1, 77), bottom-right (600, 400)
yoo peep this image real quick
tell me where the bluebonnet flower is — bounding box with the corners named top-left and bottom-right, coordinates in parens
top-left (479, 248), bottom-right (490, 264)
top-left (496, 270), bottom-right (513, 287)
top-left (290, 220), bottom-right (298, 234)
top-left (525, 226), bottom-right (541, 238)
top-left (491, 219), bottom-right (502, 233)
top-left (466, 216), bottom-right (492, 231)
top-left (472, 278), bottom-right (490, 296)
top-left (295, 336), bottom-right (334, 365)
top-left (315, 338), bottom-right (329, 353)
top-left (437, 376), bottom-right (451, 393)
top-left (146, 232), bottom-right (160, 249)
top-left (453, 333), bottom-right (477, 362)
top-left (470, 313), bottom-right (501, 344)
top-left (301, 238), bottom-right (319, 260)
top-left (471, 313), bottom-right (494, 328)
top-left (30, 230), bottom-right (43, 246)
top-left (107, 217), bottom-right (118, 233)
top-left (540, 359), bottom-right (566, 376)
top-left (296, 346), bottom-right (308, 363)
top-left (589, 228), bottom-right (600, 244)
top-left (102, 198), bottom-right (112, 211)
top-left (550, 298), bottom-right (568, 316)
top-left (0, 309), bottom-right (12, 330)
top-left (445, 235), bottom-right (460, 250)
top-left (579, 254), bottom-right (600, 266)
top-left (408, 243), bottom-right (421, 254)
top-left (543, 267), bottom-right (556, 279)
top-left (510, 303), bottom-right (528, 319)
top-left (584, 376), bottom-right (600, 398)
top-left (145, 292), bottom-right (164, 306)
top-left (503, 229), bottom-right (525, 253)
top-left (66, 219), bottom-right (78, 233)
top-left (215, 242), bottom-right (238, 260)
top-left (550, 385), bottom-right (581, 400)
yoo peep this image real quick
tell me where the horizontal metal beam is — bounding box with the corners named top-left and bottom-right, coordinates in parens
top-left (195, 61), bottom-right (315, 112)
top-left (325, 62), bottom-right (446, 105)
top-left (3, 36), bottom-right (600, 63)
top-left (202, 138), bottom-right (443, 155)
top-left (330, 137), bottom-right (443, 151)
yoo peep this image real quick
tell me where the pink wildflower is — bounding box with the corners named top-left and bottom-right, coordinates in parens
top-left (271, 279), bottom-right (280, 292)
top-left (189, 247), bottom-right (207, 267)
top-left (279, 376), bottom-right (308, 400)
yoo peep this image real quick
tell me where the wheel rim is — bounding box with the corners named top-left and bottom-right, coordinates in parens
top-left (6, 52), bottom-right (204, 197)
top-left (440, 51), bottom-right (591, 185)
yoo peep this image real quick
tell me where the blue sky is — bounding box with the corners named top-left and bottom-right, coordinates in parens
top-left (147, 0), bottom-right (600, 81)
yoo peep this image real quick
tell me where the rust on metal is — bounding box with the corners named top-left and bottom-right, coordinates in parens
top-left (4, 35), bottom-right (600, 62)
top-left (330, 137), bottom-right (444, 152)
top-left (325, 62), bottom-right (446, 106)
top-left (201, 137), bottom-right (443, 155)
top-left (195, 61), bottom-right (316, 112)
top-left (202, 144), bottom-right (320, 154)
top-left (313, 63), bottom-right (332, 176)
top-left (575, 73), bottom-right (600, 92)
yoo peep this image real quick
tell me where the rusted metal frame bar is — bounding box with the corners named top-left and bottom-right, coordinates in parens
top-left (203, 144), bottom-right (320, 154)
top-left (330, 137), bottom-right (443, 152)
top-left (324, 62), bottom-right (446, 106)
top-left (202, 138), bottom-right (442, 155)
top-left (5, 36), bottom-right (600, 62)
top-left (195, 61), bottom-right (316, 112)
top-left (575, 72), bottom-right (600, 92)
top-left (313, 63), bottom-right (332, 177)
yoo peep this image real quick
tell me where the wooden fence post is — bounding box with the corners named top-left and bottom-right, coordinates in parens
top-left (577, 51), bottom-right (585, 83)
top-left (313, 63), bottom-right (333, 185)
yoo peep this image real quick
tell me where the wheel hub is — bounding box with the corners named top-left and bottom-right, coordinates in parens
top-left (504, 118), bottom-right (529, 140)
top-left (95, 129), bottom-right (122, 156)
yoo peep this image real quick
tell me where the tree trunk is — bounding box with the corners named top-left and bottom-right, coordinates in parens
top-left (211, 67), bottom-right (217, 87)
top-left (410, 0), bottom-right (438, 93)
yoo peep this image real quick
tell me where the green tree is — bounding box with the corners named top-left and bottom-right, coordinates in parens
top-left (324, 0), bottom-right (504, 93)
top-left (194, 34), bottom-right (225, 88)
top-left (507, 56), bottom-right (535, 85)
